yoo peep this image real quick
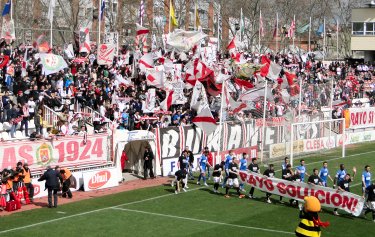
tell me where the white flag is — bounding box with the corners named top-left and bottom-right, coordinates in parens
top-left (47, 0), bottom-right (56, 24)
top-left (190, 81), bottom-right (209, 113)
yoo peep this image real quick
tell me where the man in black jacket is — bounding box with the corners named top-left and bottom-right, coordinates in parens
top-left (143, 147), bottom-right (155, 179)
top-left (38, 166), bottom-right (63, 208)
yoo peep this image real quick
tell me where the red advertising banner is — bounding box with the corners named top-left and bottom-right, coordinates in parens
top-left (0, 134), bottom-right (109, 171)
top-left (239, 171), bottom-right (365, 216)
top-left (348, 107), bottom-right (375, 129)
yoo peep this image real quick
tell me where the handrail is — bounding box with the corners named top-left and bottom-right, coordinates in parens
top-left (43, 105), bottom-right (60, 128)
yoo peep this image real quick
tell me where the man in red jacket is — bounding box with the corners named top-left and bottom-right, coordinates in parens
top-left (203, 147), bottom-right (214, 179)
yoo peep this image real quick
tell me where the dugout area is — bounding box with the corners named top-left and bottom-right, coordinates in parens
top-left (114, 130), bottom-right (159, 177)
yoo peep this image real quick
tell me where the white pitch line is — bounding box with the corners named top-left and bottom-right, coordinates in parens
top-left (111, 207), bottom-right (294, 235)
top-left (274, 150), bottom-right (375, 173)
top-left (0, 187), bottom-right (204, 235)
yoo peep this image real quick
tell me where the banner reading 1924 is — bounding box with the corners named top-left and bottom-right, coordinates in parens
top-left (0, 134), bottom-right (108, 171)
top-left (239, 171), bottom-right (365, 216)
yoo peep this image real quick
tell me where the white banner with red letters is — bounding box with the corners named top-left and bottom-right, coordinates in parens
top-left (31, 171), bottom-right (83, 199)
top-left (347, 107), bottom-right (375, 129)
top-left (0, 134), bottom-right (109, 171)
top-left (82, 167), bottom-right (120, 191)
top-left (239, 171), bottom-right (365, 216)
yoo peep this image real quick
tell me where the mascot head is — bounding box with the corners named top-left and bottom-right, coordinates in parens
top-left (304, 196), bottom-right (321, 213)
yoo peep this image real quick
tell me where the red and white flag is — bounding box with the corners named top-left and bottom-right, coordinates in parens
top-left (284, 70), bottom-right (296, 86)
top-left (223, 81), bottom-right (247, 113)
top-left (136, 23), bottom-right (150, 36)
top-left (287, 19), bottom-right (296, 38)
top-left (139, 53), bottom-right (154, 72)
top-left (146, 68), bottom-right (164, 88)
top-left (79, 27), bottom-right (91, 53)
top-left (260, 56), bottom-right (281, 80)
top-left (97, 44), bottom-right (116, 65)
top-left (160, 90), bottom-right (175, 111)
top-left (226, 37), bottom-right (236, 52)
top-left (190, 81), bottom-right (209, 113)
top-left (192, 106), bottom-right (217, 135)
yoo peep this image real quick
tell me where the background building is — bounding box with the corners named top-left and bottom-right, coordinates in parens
top-left (351, 3), bottom-right (375, 61)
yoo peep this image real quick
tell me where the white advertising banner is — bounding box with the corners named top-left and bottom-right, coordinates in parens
top-left (348, 107), bottom-right (375, 129)
top-left (31, 171), bottom-right (83, 199)
top-left (239, 171), bottom-right (365, 216)
top-left (82, 167), bottom-right (120, 191)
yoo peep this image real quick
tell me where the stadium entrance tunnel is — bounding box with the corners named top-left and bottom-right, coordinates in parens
top-left (114, 130), bottom-right (160, 177)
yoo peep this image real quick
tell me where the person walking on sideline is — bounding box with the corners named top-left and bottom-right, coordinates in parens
top-left (38, 166), bottom-right (63, 208)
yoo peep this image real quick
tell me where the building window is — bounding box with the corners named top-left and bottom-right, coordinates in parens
top-left (365, 22), bottom-right (374, 35)
top-left (352, 22), bottom-right (364, 35)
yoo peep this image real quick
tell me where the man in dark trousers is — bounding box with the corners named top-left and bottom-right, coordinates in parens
top-left (143, 147), bottom-right (155, 179)
top-left (38, 166), bottom-right (63, 208)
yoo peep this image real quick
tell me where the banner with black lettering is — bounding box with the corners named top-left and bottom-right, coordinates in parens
top-left (158, 127), bottom-right (181, 159)
top-left (239, 171), bottom-right (365, 216)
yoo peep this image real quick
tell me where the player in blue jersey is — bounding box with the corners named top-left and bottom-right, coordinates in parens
top-left (197, 151), bottom-right (211, 186)
top-left (362, 165), bottom-right (372, 195)
top-left (295, 159), bottom-right (309, 182)
top-left (222, 150), bottom-right (234, 188)
top-left (333, 164), bottom-right (347, 188)
top-left (239, 153), bottom-right (248, 191)
top-left (318, 161), bottom-right (334, 187)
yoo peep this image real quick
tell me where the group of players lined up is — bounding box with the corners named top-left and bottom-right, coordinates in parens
top-left (172, 149), bottom-right (375, 221)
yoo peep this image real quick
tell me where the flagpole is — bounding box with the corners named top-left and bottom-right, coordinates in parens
top-left (217, 80), bottom-right (226, 159)
top-left (336, 20), bottom-right (339, 61)
top-left (10, 0), bottom-right (12, 20)
top-left (292, 15), bottom-right (295, 48)
top-left (258, 10), bottom-right (261, 52)
top-left (323, 18), bottom-right (326, 61)
top-left (240, 8), bottom-right (243, 42)
top-left (98, 0), bottom-right (102, 45)
top-left (308, 16), bottom-right (311, 52)
top-left (217, 4), bottom-right (220, 52)
top-left (298, 76), bottom-right (303, 117)
top-left (260, 80), bottom-right (268, 164)
top-left (276, 12), bottom-right (279, 53)
top-left (194, 1), bottom-right (197, 31)
top-left (50, 18), bottom-right (53, 48)
top-left (169, 0), bottom-right (171, 34)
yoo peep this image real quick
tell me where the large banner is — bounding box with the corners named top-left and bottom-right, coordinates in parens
top-left (156, 122), bottom-right (258, 176)
top-left (347, 107), bottom-right (375, 129)
top-left (0, 134), bottom-right (108, 171)
top-left (239, 171), bottom-right (365, 216)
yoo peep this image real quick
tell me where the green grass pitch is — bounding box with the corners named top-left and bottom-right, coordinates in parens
top-left (1, 142), bottom-right (375, 237)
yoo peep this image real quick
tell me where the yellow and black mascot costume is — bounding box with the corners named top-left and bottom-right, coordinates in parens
top-left (295, 196), bottom-right (330, 237)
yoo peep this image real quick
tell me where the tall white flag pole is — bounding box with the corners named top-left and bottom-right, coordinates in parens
top-left (298, 77), bottom-right (303, 117)
top-left (292, 15), bottom-right (295, 48)
top-left (258, 10), bottom-right (261, 51)
top-left (336, 19), bottom-right (339, 61)
top-left (308, 16), bottom-right (311, 53)
top-left (10, 0), bottom-right (12, 20)
top-left (240, 8), bottom-right (243, 42)
top-left (217, 80), bottom-right (226, 158)
top-left (217, 4), bottom-right (221, 52)
top-left (98, 0), bottom-right (102, 45)
top-left (276, 12), bottom-right (279, 53)
top-left (260, 80), bottom-right (268, 164)
top-left (323, 18), bottom-right (326, 61)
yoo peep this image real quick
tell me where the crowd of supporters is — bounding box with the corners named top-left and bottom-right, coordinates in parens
top-left (0, 42), bottom-right (374, 140)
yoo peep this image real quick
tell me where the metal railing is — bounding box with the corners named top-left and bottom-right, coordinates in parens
top-left (43, 105), bottom-right (60, 128)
